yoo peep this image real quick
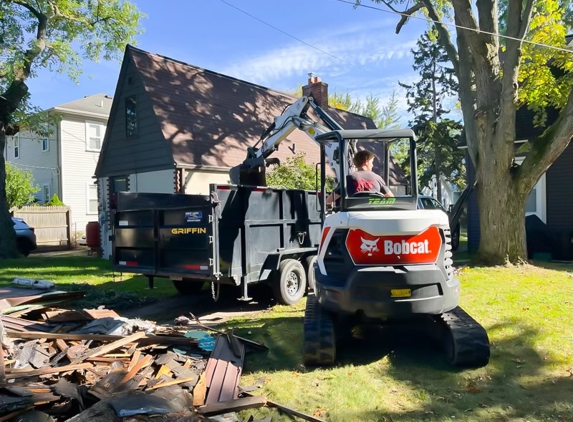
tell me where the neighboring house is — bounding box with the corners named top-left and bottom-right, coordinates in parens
top-left (4, 94), bottom-right (112, 235)
top-left (94, 45), bottom-right (408, 258)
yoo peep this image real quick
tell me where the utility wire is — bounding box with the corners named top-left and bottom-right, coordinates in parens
top-left (336, 0), bottom-right (573, 54)
top-left (217, 0), bottom-right (355, 65)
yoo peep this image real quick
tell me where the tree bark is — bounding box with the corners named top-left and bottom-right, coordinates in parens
top-left (0, 123), bottom-right (18, 259)
top-left (476, 169), bottom-right (527, 264)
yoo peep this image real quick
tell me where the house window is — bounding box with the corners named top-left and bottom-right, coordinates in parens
top-left (516, 157), bottom-right (546, 223)
top-left (42, 138), bottom-right (49, 152)
top-left (13, 137), bottom-right (20, 159)
top-left (43, 184), bottom-right (51, 203)
top-left (125, 96), bottom-right (137, 137)
top-left (87, 184), bottom-right (98, 214)
top-left (86, 122), bottom-right (104, 151)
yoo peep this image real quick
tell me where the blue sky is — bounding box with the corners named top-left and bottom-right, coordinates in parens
top-left (27, 0), bottom-right (433, 123)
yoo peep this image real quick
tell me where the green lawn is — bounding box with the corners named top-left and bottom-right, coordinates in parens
top-left (0, 251), bottom-right (177, 310)
top-left (230, 263), bottom-right (573, 422)
top-left (1, 252), bottom-right (572, 421)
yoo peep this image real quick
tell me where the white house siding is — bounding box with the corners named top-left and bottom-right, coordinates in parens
top-left (129, 169), bottom-right (175, 193)
top-left (60, 116), bottom-right (106, 236)
top-left (5, 130), bottom-right (59, 204)
top-left (184, 169), bottom-right (231, 194)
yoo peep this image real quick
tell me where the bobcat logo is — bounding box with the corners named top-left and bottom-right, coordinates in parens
top-left (360, 237), bottom-right (380, 256)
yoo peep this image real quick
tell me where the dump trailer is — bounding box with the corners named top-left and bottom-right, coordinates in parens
top-left (111, 184), bottom-right (322, 305)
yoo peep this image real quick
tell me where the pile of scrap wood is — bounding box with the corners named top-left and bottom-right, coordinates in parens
top-left (0, 289), bottom-right (324, 422)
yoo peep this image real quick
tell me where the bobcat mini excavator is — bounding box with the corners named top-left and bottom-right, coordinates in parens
top-left (231, 96), bottom-right (490, 369)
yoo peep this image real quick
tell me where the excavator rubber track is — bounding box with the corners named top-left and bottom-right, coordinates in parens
top-left (435, 306), bottom-right (490, 368)
top-left (302, 294), bottom-right (336, 366)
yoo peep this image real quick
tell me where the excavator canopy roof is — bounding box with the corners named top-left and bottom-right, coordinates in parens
top-left (315, 128), bottom-right (416, 143)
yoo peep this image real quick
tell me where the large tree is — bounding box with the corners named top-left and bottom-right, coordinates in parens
top-left (362, 0), bottom-right (573, 264)
top-left (0, 0), bottom-right (144, 258)
top-left (399, 31), bottom-right (465, 203)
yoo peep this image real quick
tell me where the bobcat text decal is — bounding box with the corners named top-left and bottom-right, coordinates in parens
top-left (346, 226), bottom-right (442, 265)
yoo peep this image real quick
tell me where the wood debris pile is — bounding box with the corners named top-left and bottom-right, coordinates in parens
top-left (1, 288), bottom-right (325, 422)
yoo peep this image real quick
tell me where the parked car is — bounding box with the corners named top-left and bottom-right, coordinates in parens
top-left (12, 217), bottom-right (37, 256)
top-left (417, 195), bottom-right (461, 252)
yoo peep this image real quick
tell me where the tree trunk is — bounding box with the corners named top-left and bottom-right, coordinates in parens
top-left (0, 122), bottom-right (18, 259)
top-left (475, 139), bottom-right (527, 265)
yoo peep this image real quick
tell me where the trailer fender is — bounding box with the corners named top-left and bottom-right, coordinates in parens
top-left (259, 248), bottom-right (317, 282)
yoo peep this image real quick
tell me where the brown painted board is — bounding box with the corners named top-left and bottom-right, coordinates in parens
top-left (204, 336), bottom-right (245, 405)
top-left (197, 395), bottom-right (267, 416)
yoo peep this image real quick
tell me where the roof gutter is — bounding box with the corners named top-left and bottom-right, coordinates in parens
top-left (52, 107), bottom-right (109, 120)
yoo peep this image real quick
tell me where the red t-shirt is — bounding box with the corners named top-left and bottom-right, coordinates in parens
top-left (347, 171), bottom-right (391, 196)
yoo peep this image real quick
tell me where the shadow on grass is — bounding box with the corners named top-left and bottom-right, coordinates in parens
top-left (236, 316), bottom-right (572, 421)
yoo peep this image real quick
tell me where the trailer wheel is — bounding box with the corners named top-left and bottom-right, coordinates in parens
top-left (304, 255), bottom-right (317, 293)
top-left (272, 259), bottom-right (307, 305)
top-left (172, 279), bottom-right (206, 296)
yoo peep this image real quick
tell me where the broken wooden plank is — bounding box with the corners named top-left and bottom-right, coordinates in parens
top-left (193, 373), bottom-right (207, 407)
top-left (197, 395), bottom-right (267, 416)
top-left (145, 375), bottom-right (198, 390)
top-left (119, 354), bottom-right (152, 385)
top-left (6, 331), bottom-right (198, 346)
top-left (71, 331), bottom-right (146, 364)
top-left (4, 363), bottom-right (92, 380)
top-left (242, 392), bottom-right (326, 422)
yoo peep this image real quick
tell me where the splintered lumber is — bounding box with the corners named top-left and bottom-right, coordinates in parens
top-left (6, 331), bottom-right (199, 347)
top-left (193, 373), bottom-right (207, 407)
top-left (242, 392), bottom-right (326, 422)
top-left (71, 331), bottom-right (146, 364)
top-left (4, 363), bottom-right (92, 380)
top-left (145, 375), bottom-right (199, 390)
top-left (119, 354), bottom-right (153, 385)
top-left (197, 395), bottom-right (267, 416)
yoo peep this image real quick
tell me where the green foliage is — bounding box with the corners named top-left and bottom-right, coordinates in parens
top-left (398, 31), bottom-right (466, 193)
top-left (266, 152), bottom-right (335, 191)
top-left (46, 193), bottom-right (65, 206)
top-left (5, 163), bottom-right (39, 208)
top-left (517, 0), bottom-right (573, 126)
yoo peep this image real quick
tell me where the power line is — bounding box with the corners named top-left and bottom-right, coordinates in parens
top-left (217, 0), bottom-right (355, 65)
top-left (336, 0), bottom-right (573, 54)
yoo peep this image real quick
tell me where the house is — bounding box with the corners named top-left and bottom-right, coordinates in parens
top-left (94, 45), bottom-right (408, 258)
top-left (4, 94), bottom-right (112, 236)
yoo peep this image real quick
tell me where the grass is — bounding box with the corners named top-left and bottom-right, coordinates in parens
top-left (1, 250), bottom-right (572, 421)
top-left (0, 250), bottom-right (178, 310)
top-left (226, 263), bottom-right (573, 422)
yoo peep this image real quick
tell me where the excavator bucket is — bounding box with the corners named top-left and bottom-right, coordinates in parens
top-left (229, 163), bottom-right (267, 187)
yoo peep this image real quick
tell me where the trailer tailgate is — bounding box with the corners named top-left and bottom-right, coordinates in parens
top-left (113, 192), bottom-right (216, 279)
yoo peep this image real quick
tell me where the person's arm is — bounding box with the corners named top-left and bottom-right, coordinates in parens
top-left (326, 192), bottom-right (340, 205)
top-left (377, 176), bottom-right (394, 197)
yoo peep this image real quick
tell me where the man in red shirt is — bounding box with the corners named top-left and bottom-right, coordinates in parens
top-left (326, 150), bottom-right (394, 206)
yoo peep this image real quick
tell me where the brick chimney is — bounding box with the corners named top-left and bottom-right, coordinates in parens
top-left (302, 73), bottom-right (328, 108)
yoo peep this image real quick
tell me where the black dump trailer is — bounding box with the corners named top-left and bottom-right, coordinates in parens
top-left (111, 184), bottom-right (323, 305)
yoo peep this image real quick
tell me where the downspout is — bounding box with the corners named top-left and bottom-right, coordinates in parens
top-left (57, 122), bottom-right (64, 202)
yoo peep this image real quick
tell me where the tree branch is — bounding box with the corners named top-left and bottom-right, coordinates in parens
top-left (517, 93), bottom-right (573, 195)
top-left (12, 0), bottom-right (43, 20)
top-left (392, 2), bottom-right (425, 34)
top-left (518, 0), bottom-right (535, 39)
top-left (419, 0), bottom-right (460, 75)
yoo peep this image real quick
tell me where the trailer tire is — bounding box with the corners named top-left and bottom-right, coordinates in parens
top-left (272, 259), bottom-right (307, 305)
top-left (172, 279), bottom-right (206, 296)
top-left (304, 255), bottom-right (317, 293)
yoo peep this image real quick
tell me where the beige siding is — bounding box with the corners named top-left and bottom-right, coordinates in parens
top-left (184, 170), bottom-right (231, 194)
top-left (60, 116), bottom-right (106, 235)
top-left (5, 129), bottom-right (59, 203)
top-left (130, 169), bottom-right (175, 193)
